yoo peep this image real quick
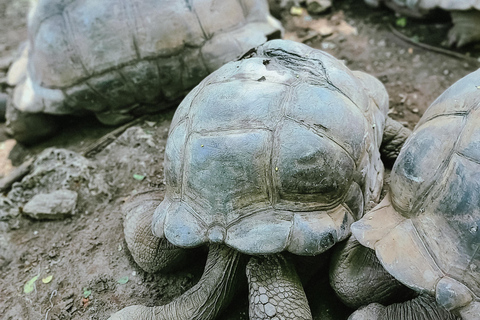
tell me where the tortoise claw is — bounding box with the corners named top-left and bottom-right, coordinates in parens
top-left (448, 10), bottom-right (480, 48)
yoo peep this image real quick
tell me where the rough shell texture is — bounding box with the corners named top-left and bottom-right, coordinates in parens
top-left (385, 0), bottom-right (480, 10)
top-left (352, 69), bottom-right (480, 318)
top-left (152, 39), bottom-right (388, 256)
top-left (10, 0), bottom-right (281, 123)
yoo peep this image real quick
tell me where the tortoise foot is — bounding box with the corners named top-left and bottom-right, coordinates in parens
top-left (5, 100), bottom-right (59, 145)
top-left (448, 10), bottom-right (480, 47)
top-left (348, 295), bottom-right (460, 320)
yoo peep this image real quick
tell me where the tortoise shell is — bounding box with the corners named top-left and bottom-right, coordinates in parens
top-left (153, 39), bottom-right (389, 256)
top-left (352, 69), bottom-right (480, 318)
top-left (381, 0), bottom-right (480, 10)
top-left (10, 0), bottom-right (281, 122)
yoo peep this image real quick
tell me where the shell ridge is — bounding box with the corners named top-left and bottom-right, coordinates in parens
top-left (192, 127), bottom-right (274, 136)
top-left (179, 198), bottom-right (210, 230)
top-left (410, 218), bottom-right (446, 277)
top-left (270, 84), bottom-right (297, 207)
top-left (115, 69), bottom-right (140, 105)
top-left (418, 111), bottom-right (469, 129)
top-left (121, 0), bottom-right (141, 60)
top-left (284, 115), bottom-right (357, 169)
top-left (455, 150), bottom-right (480, 166)
top-left (61, 6), bottom-right (90, 76)
top-left (408, 114), bottom-right (469, 215)
top-left (83, 80), bottom-right (114, 109)
top-left (179, 84), bottom-right (207, 200)
top-left (191, 0), bottom-right (211, 40)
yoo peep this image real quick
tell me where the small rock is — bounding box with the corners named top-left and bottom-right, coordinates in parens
top-left (22, 190), bottom-right (78, 220)
top-left (412, 108), bottom-right (419, 113)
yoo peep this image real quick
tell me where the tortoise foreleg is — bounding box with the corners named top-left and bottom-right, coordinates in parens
top-left (123, 190), bottom-right (187, 273)
top-left (448, 10), bottom-right (480, 48)
top-left (329, 235), bottom-right (414, 308)
top-left (246, 253), bottom-right (312, 320)
top-left (381, 117), bottom-right (411, 162)
top-left (108, 244), bottom-right (245, 320)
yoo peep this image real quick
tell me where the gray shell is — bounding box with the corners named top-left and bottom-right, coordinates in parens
top-left (353, 69), bottom-right (480, 318)
top-left (391, 70), bottom-right (480, 297)
top-left (152, 39), bottom-right (388, 256)
top-left (10, 0), bottom-right (281, 124)
top-left (383, 0), bottom-right (480, 10)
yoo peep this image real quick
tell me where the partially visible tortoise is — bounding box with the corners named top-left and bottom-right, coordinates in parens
top-left (6, 0), bottom-right (282, 144)
top-left (365, 0), bottom-right (480, 47)
top-left (332, 69), bottom-right (480, 320)
top-left (108, 39), bottom-right (411, 320)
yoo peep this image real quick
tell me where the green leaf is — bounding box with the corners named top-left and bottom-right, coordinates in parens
top-left (133, 174), bottom-right (145, 181)
top-left (396, 17), bottom-right (407, 27)
top-left (117, 276), bottom-right (129, 284)
top-left (24, 275), bottom-right (40, 294)
top-left (83, 289), bottom-right (92, 298)
top-left (42, 275), bottom-right (53, 284)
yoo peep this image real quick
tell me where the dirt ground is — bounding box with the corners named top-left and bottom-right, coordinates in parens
top-left (0, 0), bottom-right (479, 319)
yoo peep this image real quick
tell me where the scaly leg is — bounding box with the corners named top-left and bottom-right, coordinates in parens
top-left (247, 254), bottom-right (312, 320)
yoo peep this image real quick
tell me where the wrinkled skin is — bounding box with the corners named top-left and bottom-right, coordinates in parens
top-left (349, 295), bottom-right (460, 320)
top-left (330, 236), bottom-right (459, 320)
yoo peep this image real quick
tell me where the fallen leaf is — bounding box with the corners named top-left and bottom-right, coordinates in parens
top-left (133, 174), bottom-right (145, 181)
top-left (117, 276), bottom-right (129, 284)
top-left (290, 6), bottom-right (304, 16)
top-left (396, 17), bottom-right (407, 27)
top-left (42, 275), bottom-right (53, 284)
top-left (83, 289), bottom-right (92, 298)
top-left (24, 275), bottom-right (40, 294)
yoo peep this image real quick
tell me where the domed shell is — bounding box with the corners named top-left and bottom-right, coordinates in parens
top-left (11, 0), bottom-right (281, 120)
top-left (390, 0), bottom-right (480, 10)
top-left (352, 69), bottom-right (480, 316)
top-left (153, 40), bottom-right (388, 256)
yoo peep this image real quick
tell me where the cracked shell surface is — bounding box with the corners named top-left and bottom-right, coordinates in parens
top-left (153, 39), bottom-right (389, 256)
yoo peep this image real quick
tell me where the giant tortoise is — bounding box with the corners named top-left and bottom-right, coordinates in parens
top-left (6, 0), bottom-right (282, 143)
top-left (333, 69), bottom-right (480, 320)
top-left (365, 0), bottom-right (480, 47)
top-left (108, 39), bottom-right (411, 320)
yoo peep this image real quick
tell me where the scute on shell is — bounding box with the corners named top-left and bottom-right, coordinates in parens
top-left (9, 0), bottom-right (282, 120)
top-left (154, 39), bottom-right (389, 256)
top-left (352, 69), bottom-right (480, 317)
